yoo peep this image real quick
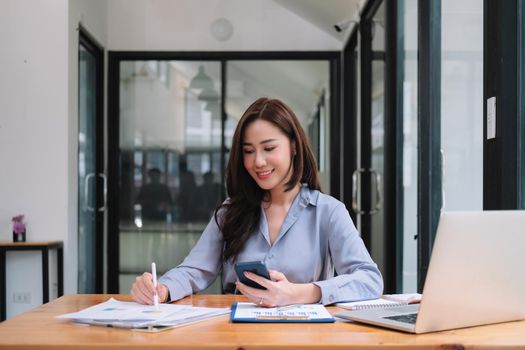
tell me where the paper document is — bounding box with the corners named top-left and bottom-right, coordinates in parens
top-left (58, 298), bottom-right (230, 331)
top-left (231, 302), bottom-right (335, 323)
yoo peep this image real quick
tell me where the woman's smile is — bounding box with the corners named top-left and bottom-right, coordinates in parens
top-left (256, 169), bottom-right (274, 180)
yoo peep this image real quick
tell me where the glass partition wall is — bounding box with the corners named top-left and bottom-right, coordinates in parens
top-left (369, 1), bottom-right (386, 277)
top-left (115, 59), bottom-right (330, 293)
top-left (118, 61), bottom-right (223, 293)
top-left (402, 0), bottom-right (419, 293)
top-left (441, 0), bottom-right (483, 211)
top-left (78, 31), bottom-right (104, 294)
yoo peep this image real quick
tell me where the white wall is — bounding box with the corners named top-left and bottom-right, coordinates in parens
top-left (0, 0), bottom-right (69, 318)
top-left (107, 0), bottom-right (341, 51)
top-left (0, 0), bottom-right (68, 244)
top-left (0, 0), bottom-right (107, 319)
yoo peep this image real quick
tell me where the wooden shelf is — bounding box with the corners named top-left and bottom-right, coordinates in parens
top-left (0, 241), bottom-right (63, 321)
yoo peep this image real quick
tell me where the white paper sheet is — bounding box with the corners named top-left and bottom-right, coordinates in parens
top-left (58, 298), bottom-right (230, 329)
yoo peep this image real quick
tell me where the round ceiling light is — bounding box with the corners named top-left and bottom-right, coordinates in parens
top-left (210, 18), bottom-right (234, 42)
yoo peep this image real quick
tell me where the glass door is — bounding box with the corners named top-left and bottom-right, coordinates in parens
top-left (78, 30), bottom-right (104, 293)
top-left (355, 1), bottom-right (387, 279)
top-left (440, 0), bottom-right (483, 211)
top-left (402, 0), bottom-right (419, 292)
top-left (109, 57), bottom-right (333, 294)
top-left (116, 61), bottom-right (224, 294)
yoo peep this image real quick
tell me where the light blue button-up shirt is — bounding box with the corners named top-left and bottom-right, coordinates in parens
top-left (158, 185), bottom-right (383, 305)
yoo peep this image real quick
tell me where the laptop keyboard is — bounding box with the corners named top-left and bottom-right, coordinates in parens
top-left (383, 312), bottom-right (418, 325)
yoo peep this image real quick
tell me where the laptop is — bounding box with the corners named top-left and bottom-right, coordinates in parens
top-left (335, 210), bottom-right (525, 333)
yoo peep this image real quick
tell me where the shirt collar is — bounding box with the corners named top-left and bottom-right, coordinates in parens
top-left (299, 183), bottom-right (319, 207)
top-left (258, 184), bottom-right (318, 246)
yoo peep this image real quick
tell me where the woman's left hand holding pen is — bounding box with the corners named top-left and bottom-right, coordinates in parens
top-left (131, 272), bottom-right (169, 305)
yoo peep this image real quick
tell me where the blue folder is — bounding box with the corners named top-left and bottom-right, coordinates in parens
top-left (230, 302), bottom-right (335, 323)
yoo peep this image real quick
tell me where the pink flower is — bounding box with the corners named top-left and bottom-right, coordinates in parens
top-left (12, 215), bottom-right (26, 234)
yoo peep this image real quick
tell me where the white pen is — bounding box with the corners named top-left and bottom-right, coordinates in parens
top-left (151, 262), bottom-right (159, 308)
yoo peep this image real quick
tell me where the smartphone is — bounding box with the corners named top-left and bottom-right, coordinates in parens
top-left (234, 261), bottom-right (271, 290)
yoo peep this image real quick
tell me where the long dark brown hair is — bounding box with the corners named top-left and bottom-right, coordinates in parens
top-left (215, 97), bottom-right (321, 263)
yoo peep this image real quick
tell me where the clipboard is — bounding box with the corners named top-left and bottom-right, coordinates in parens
top-left (230, 302), bottom-right (335, 323)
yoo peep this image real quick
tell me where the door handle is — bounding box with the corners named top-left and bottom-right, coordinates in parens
top-left (97, 173), bottom-right (107, 212)
top-left (84, 173), bottom-right (95, 212)
top-left (352, 168), bottom-right (366, 214)
top-left (369, 169), bottom-right (382, 215)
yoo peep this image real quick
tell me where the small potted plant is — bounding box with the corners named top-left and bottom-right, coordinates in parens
top-left (12, 214), bottom-right (26, 242)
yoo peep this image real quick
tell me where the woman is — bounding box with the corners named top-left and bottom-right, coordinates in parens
top-left (131, 97), bottom-right (383, 307)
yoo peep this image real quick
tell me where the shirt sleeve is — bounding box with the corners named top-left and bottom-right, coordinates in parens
top-left (313, 202), bottom-right (384, 305)
top-left (157, 215), bottom-right (223, 301)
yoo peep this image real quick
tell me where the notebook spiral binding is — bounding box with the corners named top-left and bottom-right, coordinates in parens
top-left (352, 301), bottom-right (407, 310)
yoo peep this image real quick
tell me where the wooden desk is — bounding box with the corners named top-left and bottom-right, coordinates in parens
top-left (0, 294), bottom-right (524, 349)
top-left (0, 241), bottom-right (64, 321)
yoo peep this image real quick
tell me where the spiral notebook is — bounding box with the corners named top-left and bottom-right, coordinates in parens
top-left (336, 294), bottom-right (421, 311)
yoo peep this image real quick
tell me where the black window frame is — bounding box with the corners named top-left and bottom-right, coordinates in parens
top-left (484, 0), bottom-right (525, 210)
top-left (417, 0), bottom-right (442, 293)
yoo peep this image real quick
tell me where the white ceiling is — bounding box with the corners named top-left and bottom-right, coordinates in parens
top-left (272, 0), bottom-right (365, 42)
top-left (115, 0), bottom-right (369, 149)
top-left (108, 0), bottom-right (367, 50)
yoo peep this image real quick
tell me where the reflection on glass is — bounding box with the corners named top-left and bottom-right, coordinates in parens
top-left (403, 0), bottom-right (419, 292)
top-left (370, 0), bottom-right (386, 277)
top-left (370, 59), bottom-right (385, 275)
top-left (441, 0), bottom-right (483, 210)
top-left (119, 61), bottom-right (223, 227)
top-left (78, 44), bottom-right (97, 293)
top-left (118, 61), bottom-right (223, 293)
top-left (135, 167), bottom-right (173, 222)
top-left (225, 60), bottom-right (331, 191)
top-left (355, 30), bottom-right (362, 232)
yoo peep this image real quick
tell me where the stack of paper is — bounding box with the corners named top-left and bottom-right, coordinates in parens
top-left (57, 298), bottom-right (230, 332)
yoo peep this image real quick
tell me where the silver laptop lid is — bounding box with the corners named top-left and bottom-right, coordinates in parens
top-left (415, 210), bottom-right (525, 333)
